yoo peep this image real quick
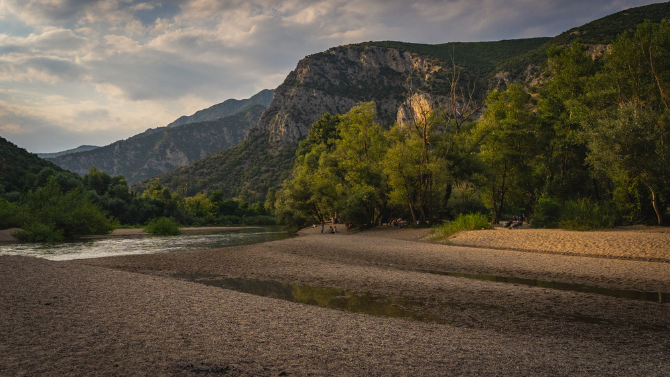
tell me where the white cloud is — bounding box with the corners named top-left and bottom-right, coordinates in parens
top-left (0, 0), bottom-right (664, 152)
top-left (0, 122), bottom-right (25, 134)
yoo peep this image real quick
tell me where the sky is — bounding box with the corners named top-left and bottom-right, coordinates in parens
top-left (0, 0), bottom-right (663, 152)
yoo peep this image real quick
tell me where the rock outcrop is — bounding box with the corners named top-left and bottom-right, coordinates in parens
top-left (256, 45), bottom-right (447, 145)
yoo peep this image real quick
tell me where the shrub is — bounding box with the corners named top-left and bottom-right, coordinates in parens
top-left (12, 223), bottom-right (64, 243)
top-left (16, 177), bottom-right (113, 242)
top-left (0, 198), bottom-right (24, 230)
top-left (217, 215), bottom-right (241, 226)
top-left (559, 199), bottom-right (616, 231)
top-left (531, 198), bottom-right (561, 228)
top-left (241, 215), bottom-right (278, 226)
top-left (145, 217), bottom-right (181, 236)
top-left (432, 213), bottom-right (492, 241)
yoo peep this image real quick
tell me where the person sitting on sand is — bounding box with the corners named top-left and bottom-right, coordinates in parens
top-left (509, 216), bottom-right (524, 229)
top-left (329, 226), bottom-right (335, 234)
top-left (334, 226), bottom-right (339, 233)
top-left (504, 216), bottom-right (517, 228)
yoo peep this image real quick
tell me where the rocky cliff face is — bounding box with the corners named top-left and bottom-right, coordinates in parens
top-left (50, 106), bottom-right (265, 184)
top-left (256, 45), bottom-right (448, 145)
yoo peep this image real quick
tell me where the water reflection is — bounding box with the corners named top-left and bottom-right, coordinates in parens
top-left (173, 273), bottom-right (447, 323)
top-left (174, 274), bottom-right (670, 330)
top-left (0, 226), bottom-right (292, 261)
top-left (420, 270), bottom-right (670, 304)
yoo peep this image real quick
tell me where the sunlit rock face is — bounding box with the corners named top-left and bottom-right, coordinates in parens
top-left (255, 45), bottom-right (448, 145)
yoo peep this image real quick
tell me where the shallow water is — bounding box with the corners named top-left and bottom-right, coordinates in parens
top-left (172, 273), bottom-right (447, 323)
top-left (172, 274), bottom-right (670, 331)
top-left (0, 226), bottom-right (292, 261)
top-left (419, 270), bottom-right (670, 304)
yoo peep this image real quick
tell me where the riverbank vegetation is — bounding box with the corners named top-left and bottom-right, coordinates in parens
top-left (145, 217), bottom-right (181, 236)
top-left (0, 165), bottom-right (278, 242)
top-left (276, 20), bottom-right (670, 230)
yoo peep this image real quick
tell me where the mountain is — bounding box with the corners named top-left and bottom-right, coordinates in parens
top-left (167, 89), bottom-right (274, 128)
top-left (149, 2), bottom-right (670, 198)
top-left (50, 105), bottom-right (265, 184)
top-left (0, 136), bottom-right (77, 195)
top-left (36, 145), bottom-right (98, 159)
top-left (149, 129), bottom-right (297, 200)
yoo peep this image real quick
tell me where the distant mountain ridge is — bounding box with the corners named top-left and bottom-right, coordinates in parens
top-left (50, 105), bottom-right (266, 184)
top-left (47, 89), bottom-right (274, 183)
top-left (167, 89), bottom-right (274, 128)
top-left (36, 145), bottom-right (98, 159)
top-left (149, 1), bottom-right (670, 198)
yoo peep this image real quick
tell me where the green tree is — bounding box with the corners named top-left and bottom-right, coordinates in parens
top-left (13, 177), bottom-right (113, 242)
top-left (537, 42), bottom-right (601, 201)
top-left (332, 103), bottom-right (390, 225)
top-left (185, 192), bottom-right (215, 221)
top-left (587, 105), bottom-right (669, 225)
top-left (585, 20), bottom-right (670, 225)
top-left (478, 84), bottom-right (539, 223)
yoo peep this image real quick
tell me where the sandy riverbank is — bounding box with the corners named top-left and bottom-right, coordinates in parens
top-left (447, 225), bottom-right (670, 262)
top-left (2, 226), bottom-right (670, 375)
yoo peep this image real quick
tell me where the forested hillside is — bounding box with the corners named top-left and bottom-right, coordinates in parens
top-left (147, 2), bottom-right (670, 203)
top-left (0, 136), bottom-right (80, 197)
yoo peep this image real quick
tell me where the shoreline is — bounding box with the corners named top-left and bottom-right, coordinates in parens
top-left (2, 225), bottom-right (670, 375)
top-left (0, 226), bottom-right (260, 243)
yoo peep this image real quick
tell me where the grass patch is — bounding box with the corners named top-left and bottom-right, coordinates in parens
top-left (145, 217), bottom-right (181, 236)
top-left (431, 213), bottom-right (492, 241)
top-left (558, 199), bottom-right (615, 231)
top-left (531, 198), bottom-right (561, 228)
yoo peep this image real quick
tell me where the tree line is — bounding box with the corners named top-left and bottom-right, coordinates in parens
top-left (276, 20), bottom-right (670, 229)
top-left (0, 166), bottom-right (276, 242)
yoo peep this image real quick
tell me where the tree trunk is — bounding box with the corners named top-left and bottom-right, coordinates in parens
top-left (650, 187), bottom-right (663, 226)
top-left (493, 163), bottom-right (508, 224)
top-left (443, 182), bottom-right (454, 216)
top-left (642, 181), bottom-right (663, 226)
top-left (408, 201), bottom-right (417, 225)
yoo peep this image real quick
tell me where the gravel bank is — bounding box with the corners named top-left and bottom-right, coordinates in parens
top-left (2, 226), bottom-right (670, 375)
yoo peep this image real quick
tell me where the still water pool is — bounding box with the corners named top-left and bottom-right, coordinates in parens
top-left (0, 226), bottom-right (293, 261)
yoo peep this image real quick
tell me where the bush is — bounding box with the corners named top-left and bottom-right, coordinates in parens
top-left (12, 223), bottom-right (64, 243)
top-left (145, 217), bottom-right (181, 235)
top-left (0, 198), bottom-right (24, 230)
top-left (531, 198), bottom-right (561, 228)
top-left (217, 215), bottom-right (241, 226)
top-left (16, 177), bottom-right (113, 242)
top-left (432, 213), bottom-right (492, 241)
top-left (241, 215), bottom-right (278, 225)
top-left (559, 199), bottom-right (615, 231)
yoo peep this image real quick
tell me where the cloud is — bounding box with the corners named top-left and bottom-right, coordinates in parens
top-left (0, 123), bottom-right (25, 134)
top-left (0, 0), bottom-right (663, 152)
